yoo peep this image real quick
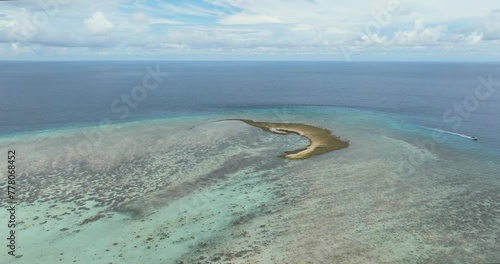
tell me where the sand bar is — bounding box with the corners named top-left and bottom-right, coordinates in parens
top-left (224, 119), bottom-right (349, 159)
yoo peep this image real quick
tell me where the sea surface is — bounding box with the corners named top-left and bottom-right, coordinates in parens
top-left (0, 62), bottom-right (499, 263)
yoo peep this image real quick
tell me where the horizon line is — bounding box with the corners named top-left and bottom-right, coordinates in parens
top-left (1, 59), bottom-right (500, 63)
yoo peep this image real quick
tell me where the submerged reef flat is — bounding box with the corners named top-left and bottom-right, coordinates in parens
top-left (1, 111), bottom-right (499, 263)
top-left (224, 119), bottom-right (349, 159)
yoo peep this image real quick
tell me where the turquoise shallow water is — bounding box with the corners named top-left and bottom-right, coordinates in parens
top-left (0, 106), bottom-right (499, 263)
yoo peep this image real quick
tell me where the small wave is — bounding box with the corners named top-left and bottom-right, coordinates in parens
top-left (421, 127), bottom-right (478, 141)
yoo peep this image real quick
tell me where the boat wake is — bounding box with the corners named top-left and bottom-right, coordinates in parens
top-left (422, 127), bottom-right (478, 141)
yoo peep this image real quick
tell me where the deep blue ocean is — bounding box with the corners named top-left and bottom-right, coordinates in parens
top-left (1, 61), bottom-right (499, 151)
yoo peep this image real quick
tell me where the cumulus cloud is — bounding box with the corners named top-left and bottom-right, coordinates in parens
top-left (392, 20), bottom-right (445, 46)
top-left (1, 0), bottom-right (500, 59)
top-left (388, 20), bottom-right (485, 46)
top-left (84, 11), bottom-right (114, 35)
top-left (466, 32), bottom-right (483, 43)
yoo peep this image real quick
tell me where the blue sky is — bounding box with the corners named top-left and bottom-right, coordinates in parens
top-left (0, 0), bottom-right (500, 61)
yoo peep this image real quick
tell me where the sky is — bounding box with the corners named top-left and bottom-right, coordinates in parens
top-left (0, 0), bottom-right (500, 61)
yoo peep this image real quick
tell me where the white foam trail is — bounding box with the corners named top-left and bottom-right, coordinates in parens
top-left (422, 127), bottom-right (478, 141)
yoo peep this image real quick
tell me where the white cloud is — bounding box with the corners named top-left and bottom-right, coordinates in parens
top-left (291, 24), bottom-right (313, 31)
top-left (84, 11), bottom-right (114, 35)
top-left (361, 34), bottom-right (388, 45)
top-left (219, 13), bottom-right (284, 25)
top-left (128, 12), bottom-right (150, 33)
top-left (129, 12), bottom-right (181, 27)
top-left (130, 12), bottom-right (150, 24)
top-left (390, 20), bottom-right (486, 46)
top-left (158, 2), bottom-right (221, 17)
top-left (392, 20), bottom-right (445, 46)
top-left (149, 18), bottom-right (183, 25)
top-left (466, 32), bottom-right (483, 43)
top-left (1, 0), bottom-right (500, 59)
